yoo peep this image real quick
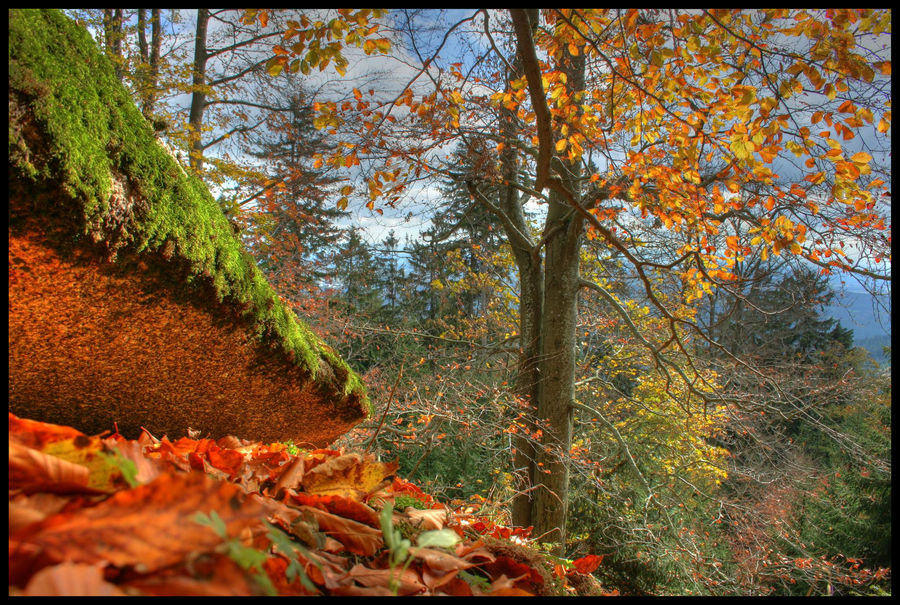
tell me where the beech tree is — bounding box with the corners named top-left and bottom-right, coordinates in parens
top-left (248, 8), bottom-right (890, 554)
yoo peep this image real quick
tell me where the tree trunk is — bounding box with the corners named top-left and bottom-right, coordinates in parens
top-left (188, 9), bottom-right (210, 171)
top-left (102, 9), bottom-right (124, 81)
top-left (137, 9), bottom-right (163, 121)
top-left (524, 15), bottom-right (587, 552)
top-left (496, 12), bottom-right (545, 530)
top-left (533, 203), bottom-right (582, 551)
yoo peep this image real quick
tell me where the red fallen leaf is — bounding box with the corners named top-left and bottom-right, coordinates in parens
top-left (206, 444), bottom-right (245, 476)
top-left (9, 413), bottom-right (87, 449)
top-left (289, 492), bottom-right (381, 528)
top-left (189, 451), bottom-right (207, 472)
top-left (251, 450), bottom-right (291, 470)
top-left (296, 505), bottom-right (383, 556)
top-left (9, 472), bottom-right (266, 587)
top-left (572, 553), bottom-right (604, 575)
top-left (21, 562), bottom-right (125, 596)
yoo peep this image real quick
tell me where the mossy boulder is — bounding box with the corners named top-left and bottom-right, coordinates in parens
top-left (8, 9), bottom-right (370, 445)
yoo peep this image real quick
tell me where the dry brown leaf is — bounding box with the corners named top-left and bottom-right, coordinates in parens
top-left (297, 505), bottom-right (383, 556)
top-left (8, 413), bottom-right (87, 449)
top-left (483, 573), bottom-right (534, 596)
top-left (404, 506), bottom-right (448, 530)
top-left (272, 455), bottom-right (305, 497)
top-left (345, 562), bottom-right (427, 596)
top-left (8, 492), bottom-right (73, 534)
top-left (123, 553), bottom-right (256, 596)
top-left (22, 562), bottom-right (125, 596)
top-left (9, 472), bottom-right (265, 586)
top-left (408, 546), bottom-right (478, 573)
top-left (103, 437), bottom-right (163, 485)
top-left (8, 441), bottom-right (95, 495)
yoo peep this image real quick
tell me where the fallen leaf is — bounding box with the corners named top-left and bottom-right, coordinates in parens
top-left (301, 453), bottom-right (398, 499)
top-left (9, 492), bottom-right (73, 534)
top-left (9, 472), bottom-right (265, 586)
top-left (408, 545), bottom-right (476, 573)
top-left (483, 573), bottom-right (534, 596)
top-left (290, 492), bottom-right (380, 528)
top-left (404, 506), bottom-right (447, 530)
top-left (272, 455), bottom-right (305, 497)
top-left (9, 413), bottom-right (87, 449)
top-left (8, 441), bottom-right (96, 495)
top-left (22, 562), bottom-right (125, 596)
top-left (123, 553), bottom-right (256, 596)
top-left (344, 562), bottom-right (426, 596)
top-left (206, 444), bottom-right (246, 476)
top-left (297, 505), bottom-right (383, 556)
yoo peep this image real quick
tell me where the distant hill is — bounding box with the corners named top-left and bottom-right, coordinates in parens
top-left (824, 289), bottom-right (891, 365)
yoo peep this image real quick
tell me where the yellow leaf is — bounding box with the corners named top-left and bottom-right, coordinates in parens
top-left (850, 151), bottom-right (872, 164)
top-left (556, 138), bottom-right (568, 153)
top-left (301, 453), bottom-right (398, 500)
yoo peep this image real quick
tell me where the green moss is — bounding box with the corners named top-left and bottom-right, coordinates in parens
top-left (8, 8), bottom-right (368, 414)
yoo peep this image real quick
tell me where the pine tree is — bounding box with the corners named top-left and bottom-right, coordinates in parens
top-left (247, 91), bottom-right (349, 296)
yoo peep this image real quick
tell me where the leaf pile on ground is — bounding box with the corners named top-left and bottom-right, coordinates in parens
top-left (8, 413), bottom-right (612, 596)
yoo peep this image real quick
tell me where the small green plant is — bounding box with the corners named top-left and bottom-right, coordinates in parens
top-left (380, 504), bottom-right (414, 595)
top-left (193, 511), bottom-right (277, 596)
top-left (393, 494), bottom-right (429, 511)
top-left (379, 504), bottom-right (462, 595)
top-left (281, 441), bottom-right (301, 456)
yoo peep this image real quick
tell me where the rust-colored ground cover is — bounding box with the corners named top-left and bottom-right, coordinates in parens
top-left (8, 413), bottom-right (612, 596)
top-left (9, 223), bottom-right (361, 446)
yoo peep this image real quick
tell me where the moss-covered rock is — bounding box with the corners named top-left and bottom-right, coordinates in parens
top-left (8, 8), bottom-right (370, 444)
